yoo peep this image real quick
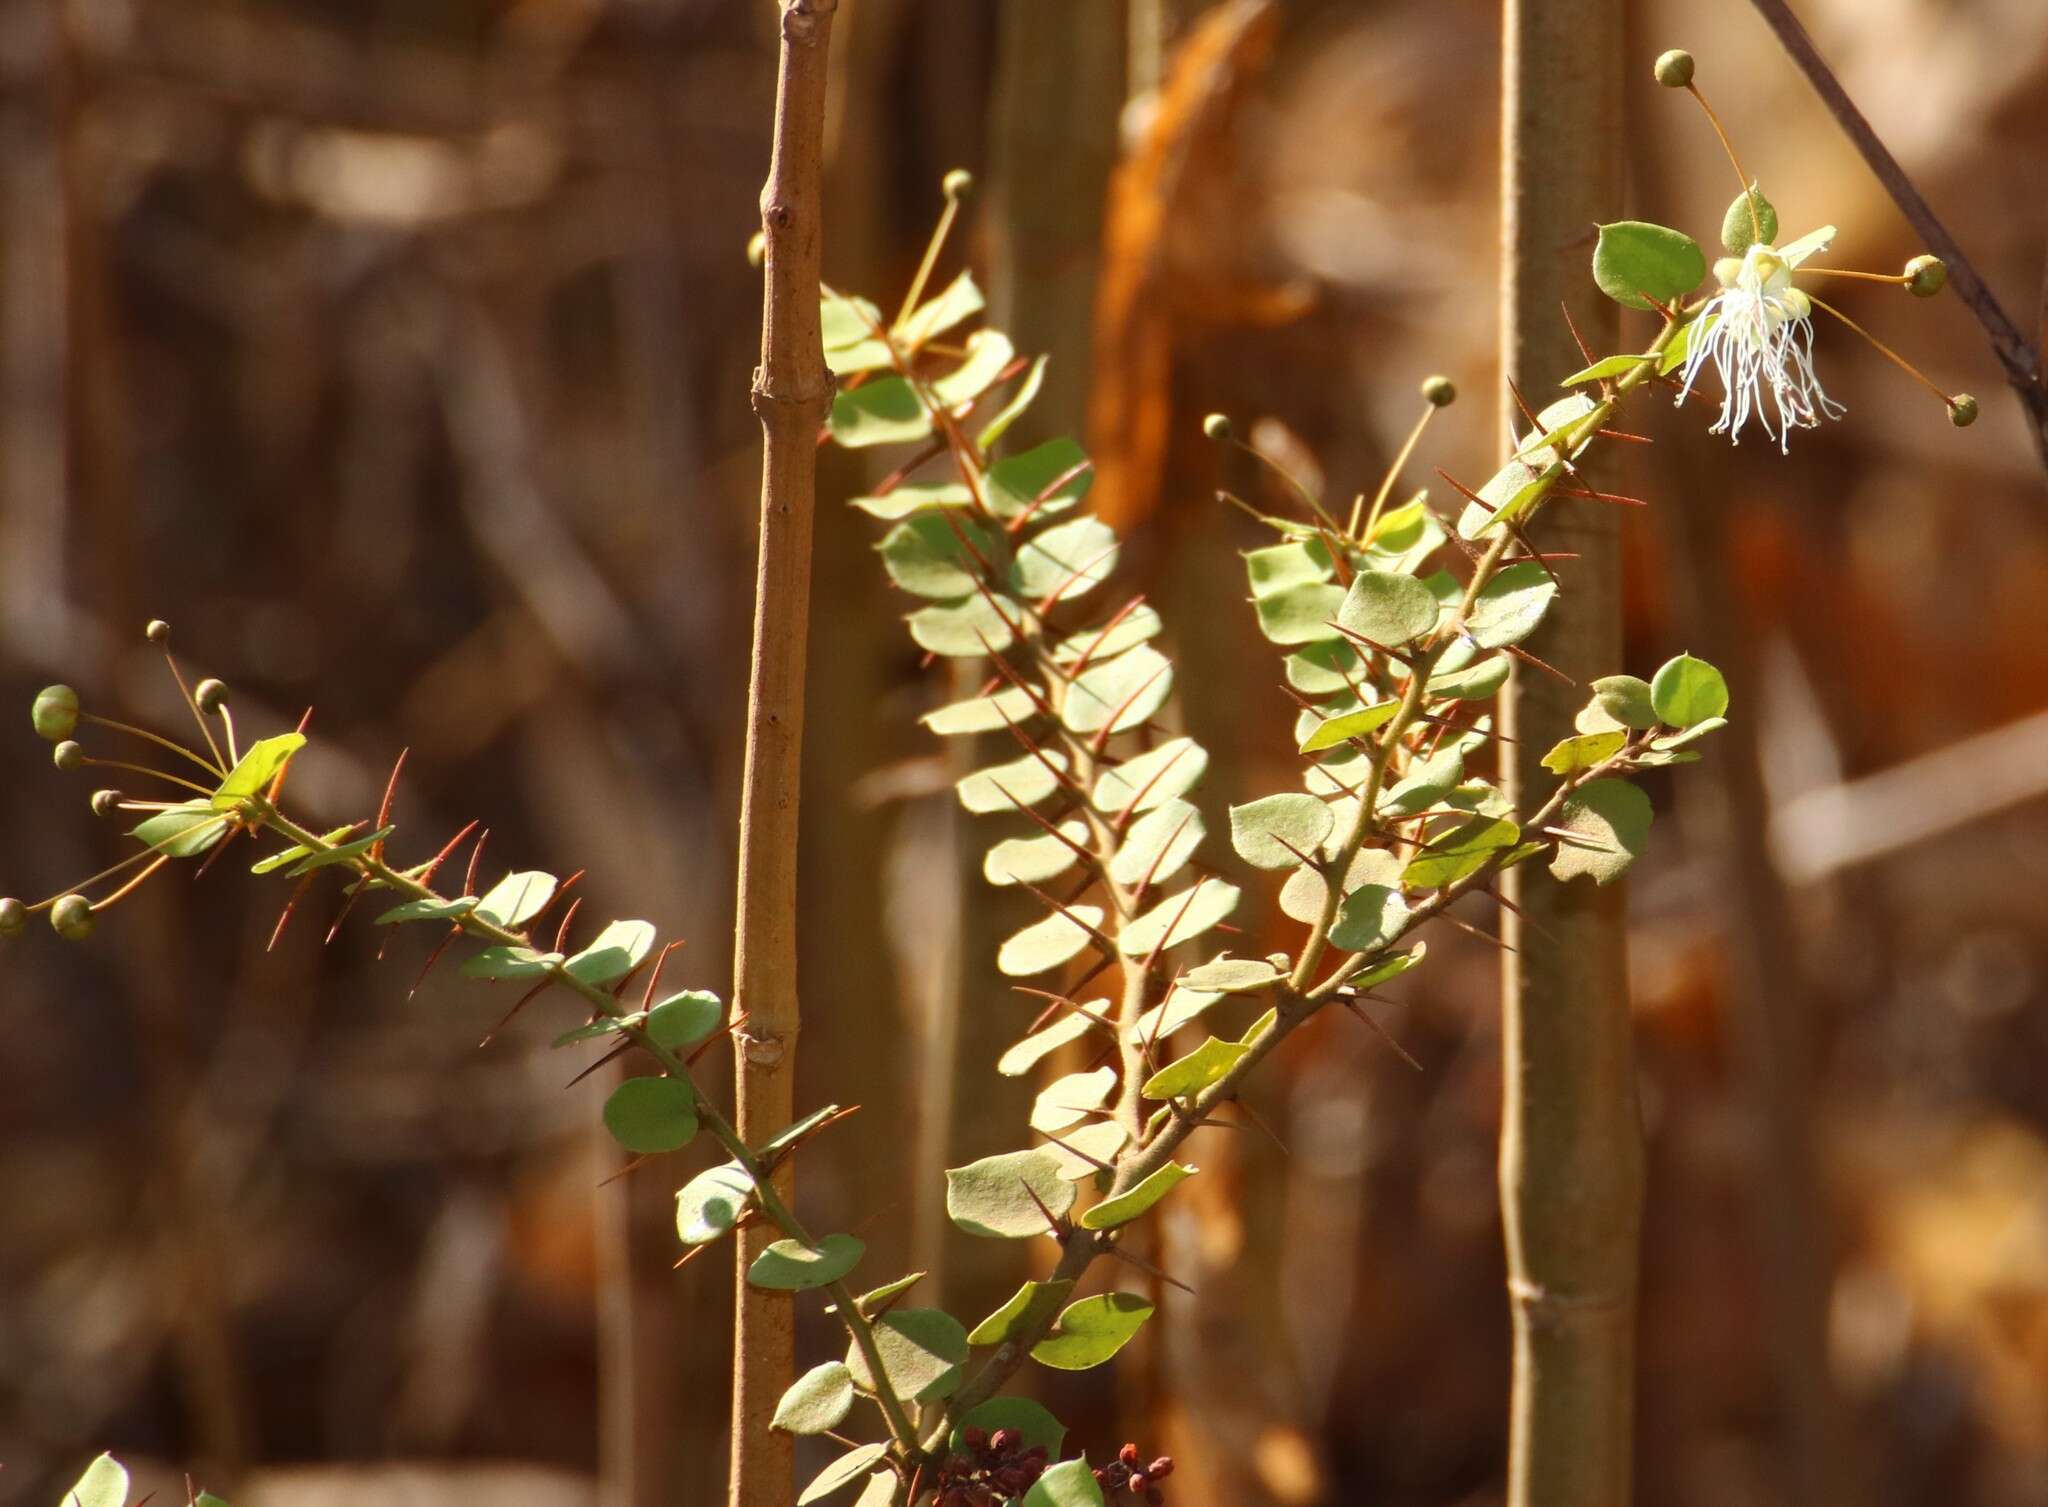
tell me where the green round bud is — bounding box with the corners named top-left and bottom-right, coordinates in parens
top-left (50, 894), bottom-right (95, 941)
top-left (0, 897), bottom-right (25, 937)
top-left (91, 788), bottom-right (121, 818)
top-left (52, 740), bottom-right (84, 772)
top-left (1948, 393), bottom-right (1979, 428)
top-left (942, 168), bottom-right (975, 201)
top-left (1904, 254), bottom-right (1947, 298)
top-left (1653, 49), bottom-right (1695, 88)
top-left (1421, 375), bottom-right (1457, 408)
top-left (145, 619), bottom-right (171, 644)
top-left (32, 684), bottom-right (79, 742)
top-left (195, 678), bottom-right (227, 714)
top-left (1201, 413), bottom-right (1233, 442)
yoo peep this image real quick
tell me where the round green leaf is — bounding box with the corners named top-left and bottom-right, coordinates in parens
top-left (958, 749), bottom-right (1071, 814)
top-left (1466, 562), bottom-right (1558, 649)
top-left (647, 990), bottom-right (723, 1048)
top-left (211, 732), bottom-right (307, 809)
top-left (1427, 655), bottom-right (1508, 701)
top-left (1228, 793), bottom-right (1334, 870)
top-left (1593, 220), bottom-right (1707, 311)
top-left (1650, 653), bottom-right (1729, 728)
top-left (985, 823), bottom-right (1091, 888)
top-left (1299, 700), bottom-right (1400, 754)
top-left (846, 1307), bottom-right (969, 1403)
top-left (1092, 737), bottom-right (1207, 814)
top-left (932, 327), bottom-right (1017, 406)
top-left (922, 685), bottom-right (1039, 736)
top-left (1540, 730), bottom-right (1627, 775)
top-left (987, 436), bottom-right (1093, 519)
top-left (1178, 954), bottom-right (1286, 993)
top-left (1012, 516), bottom-right (1120, 604)
top-left (676, 1161), bottom-right (752, 1245)
top-left (459, 945), bottom-right (563, 980)
top-left (1338, 568), bottom-right (1438, 646)
top-left (798, 1443), bottom-right (890, 1505)
top-left (1591, 674), bottom-right (1659, 729)
top-left (773, 1361), bottom-right (855, 1434)
top-left (1142, 1034), bottom-right (1248, 1100)
top-left (1108, 799), bottom-right (1204, 887)
top-left (908, 593), bottom-right (1021, 657)
top-left (1253, 581), bottom-right (1346, 646)
top-left (1079, 1162), bottom-right (1195, 1228)
top-left (967, 1277), bottom-right (1075, 1346)
top-left (564, 919), bottom-right (658, 987)
top-left (1023, 1459), bottom-right (1105, 1507)
top-left (1062, 644), bottom-right (1173, 736)
top-left (1328, 882), bottom-right (1409, 954)
top-left (1548, 777), bottom-right (1652, 885)
top-left (1721, 182), bottom-right (1778, 255)
top-left (63, 1454), bottom-right (130, 1507)
top-left (602, 1076), bottom-right (697, 1154)
top-left (1401, 816), bottom-right (1520, 891)
top-left (945, 1147), bottom-right (1076, 1238)
top-left (829, 376), bottom-right (932, 448)
top-left (997, 906), bottom-right (1103, 978)
top-left (877, 513), bottom-right (1001, 599)
top-left (1117, 879), bottom-right (1239, 957)
top-left (1031, 1068), bottom-right (1116, 1134)
top-left (749, 1233), bottom-right (865, 1291)
top-left (474, 870), bottom-right (558, 929)
top-left (130, 801), bottom-right (231, 859)
top-left (951, 1397), bottom-right (1067, 1457)
top-left (1031, 1292), bottom-right (1155, 1371)
top-left (996, 1009), bottom-right (1099, 1076)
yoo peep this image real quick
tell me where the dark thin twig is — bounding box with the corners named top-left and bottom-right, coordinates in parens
top-left (1746, 0), bottom-right (2048, 468)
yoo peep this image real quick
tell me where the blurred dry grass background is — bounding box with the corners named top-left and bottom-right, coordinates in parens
top-left (2, 1), bottom-right (2046, 1505)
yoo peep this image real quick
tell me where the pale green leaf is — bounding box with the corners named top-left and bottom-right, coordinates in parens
top-left (1092, 738), bottom-right (1207, 814)
top-left (1012, 515), bottom-right (1120, 604)
top-left (131, 801), bottom-right (231, 859)
top-left (957, 749), bottom-right (1070, 814)
top-left (647, 990), bottom-right (723, 1048)
top-left (1540, 730), bottom-right (1627, 774)
top-left (474, 870), bottom-right (558, 929)
top-left (1328, 883), bottom-right (1409, 953)
top-left (1590, 674), bottom-right (1659, 729)
top-left (1117, 879), bottom-right (1239, 957)
top-left (978, 355), bottom-right (1048, 449)
top-left (846, 1308), bottom-right (969, 1403)
top-left (996, 1009), bottom-right (1099, 1076)
top-left (984, 822), bottom-right (1090, 887)
top-left (1338, 568), bottom-right (1438, 646)
top-left (895, 270), bottom-right (983, 345)
top-left (62, 1455), bottom-right (129, 1507)
top-left (1721, 181), bottom-right (1778, 255)
top-left (1107, 799), bottom-right (1203, 887)
top-left (907, 592), bottom-right (1021, 657)
top-left (1031, 1292), bottom-right (1154, 1371)
top-left (1062, 644), bottom-right (1173, 736)
top-left (564, 919), bottom-right (658, 986)
top-left (1253, 581), bottom-right (1345, 646)
top-left (877, 514), bottom-right (1002, 599)
top-left (1593, 220), bottom-right (1707, 310)
top-left (1022, 1460), bottom-right (1105, 1507)
top-left (1401, 816), bottom-right (1519, 891)
top-left (1228, 793), bottom-right (1334, 870)
top-left (987, 436), bottom-right (1092, 519)
top-left (1466, 562), bottom-right (1557, 649)
top-left (945, 1148), bottom-right (1076, 1238)
top-left (675, 1161), bottom-right (752, 1245)
top-left (850, 481), bottom-right (973, 520)
top-left (1650, 653), bottom-right (1729, 727)
top-left (1080, 1162), bottom-right (1196, 1228)
top-left (772, 1361), bottom-right (855, 1434)
top-left (998, 906), bottom-right (1103, 977)
top-left (931, 327), bottom-right (1016, 406)
top-left (799, 1444), bottom-right (889, 1506)
top-left (1029, 1067), bottom-right (1116, 1135)
top-left (459, 945), bottom-right (563, 980)
top-left (210, 732), bottom-right (307, 809)
top-left (922, 685), bottom-right (1039, 736)
top-left (952, 1398), bottom-right (1067, 1458)
top-left (829, 376), bottom-right (932, 448)
top-left (967, 1278), bottom-right (1075, 1346)
top-left (1548, 777), bottom-right (1652, 885)
top-left (749, 1233), bottom-right (865, 1291)
top-left (1299, 700), bottom-right (1400, 754)
top-left (602, 1076), bottom-right (697, 1154)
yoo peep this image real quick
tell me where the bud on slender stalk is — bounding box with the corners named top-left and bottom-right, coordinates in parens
top-left (53, 740), bottom-right (84, 773)
top-left (33, 685), bottom-right (79, 741)
top-left (51, 894), bottom-right (95, 941)
top-left (0, 897), bottom-right (25, 938)
top-left (195, 679), bottom-right (228, 714)
top-left (1653, 49), bottom-right (1695, 88)
top-left (1421, 375), bottom-right (1457, 407)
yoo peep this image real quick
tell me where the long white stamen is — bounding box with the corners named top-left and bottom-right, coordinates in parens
top-left (1675, 238), bottom-right (1842, 453)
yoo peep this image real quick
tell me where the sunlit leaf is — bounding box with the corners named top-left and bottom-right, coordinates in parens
top-left (210, 732), bottom-right (307, 809)
top-left (773, 1361), bottom-right (856, 1434)
top-left (945, 1148), bottom-right (1076, 1238)
top-left (799, 1444), bottom-right (889, 1506)
top-left (564, 919), bottom-right (658, 986)
top-left (676, 1161), bottom-right (752, 1245)
top-left (474, 870), bottom-right (558, 929)
top-left (829, 376), bottom-right (932, 448)
top-left (749, 1233), bottom-right (865, 1291)
top-left (998, 906), bottom-right (1103, 977)
top-left (845, 1307), bottom-right (969, 1403)
top-left (1080, 1162), bottom-right (1195, 1228)
top-left (1031, 1292), bottom-right (1154, 1371)
top-left (967, 1278), bottom-right (1075, 1346)
top-left (1593, 220), bottom-right (1707, 310)
top-left (1548, 777), bottom-right (1651, 885)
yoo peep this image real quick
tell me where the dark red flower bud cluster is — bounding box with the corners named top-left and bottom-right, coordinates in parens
top-left (1096, 1441), bottom-right (1175, 1503)
top-left (933, 1426), bottom-right (1050, 1505)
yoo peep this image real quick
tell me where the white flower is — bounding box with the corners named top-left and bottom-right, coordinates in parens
top-left (1676, 226), bottom-right (1845, 453)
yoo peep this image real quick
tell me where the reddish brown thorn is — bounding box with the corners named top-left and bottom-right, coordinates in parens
top-left (1067, 595), bottom-right (1147, 677)
top-left (1501, 516), bottom-right (1561, 588)
top-left (1411, 708), bottom-right (1516, 745)
top-left (672, 1239), bottom-right (717, 1271)
top-left (324, 882), bottom-right (365, 945)
top-left (462, 829), bottom-right (491, 897)
top-left (1129, 807), bottom-right (1198, 910)
top-left (1107, 1241), bottom-right (1196, 1295)
top-left (1490, 886), bottom-right (1562, 946)
top-left (638, 939), bottom-right (689, 1010)
top-left (1556, 485), bottom-right (1650, 507)
top-left (688, 1010), bottom-right (748, 1068)
top-left (1338, 995), bottom-right (1424, 1071)
top-left (1232, 1096), bottom-right (1289, 1157)
top-left (1010, 456), bottom-right (1095, 533)
top-left (1594, 428), bottom-right (1653, 444)
top-left (1440, 909), bottom-right (1517, 953)
top-left (1087, 661), bottom-right (1173, 757)
top-left (481, 977), bottom-right (556, 1047)
top-left (566, 1039), bottom-right (635, 1089)
top-left (551, 895), bottom-right (585, 955)
top-left (1503, 641), bottom-right (1576, 686)
top-left (419, 819), bottom-right (481, 888)
top-left (1136, 880), bottom-right (1209, 979)
top-left (268, 872), bottom-right (318, 952)
top-left (1020, 1176), bottom-right (1069, 1240)
top-left (1559, 299), bottom-right (1596, 367)
top-left (763, 1104), bottom-right (863, 1173)
top-left (598, 1152), bottom-right (654, 1189)
top-left (372, 748), bottom-right (409, 861)
top-left (870, 438), bottom-right (949, 498)
top-left (980, 643), bottom-right (1059, 721)
top-left (191, 824), bottom-right (245, 882)
top-left (1638, 291), bottom-right (1680, 322)
top-left (1110, 741), bottom-right (1197, 828)
top-left (1434, 466), bottom-right (1495, 514)
top-left (530, 868), bottom-right (586, 932)
top-left (1316, 526), bottom-right (1355, 588)
top-left (1505, 375), bottom-right (1545, 432)
top-left (1037, 1127), bottom-right (1117, 1174)
top-left (1012, 877), bottom-right (1121, 959)
top-left (409, 928), bottom-right (461, 999)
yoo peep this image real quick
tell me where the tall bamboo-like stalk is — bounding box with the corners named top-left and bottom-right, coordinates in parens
top-left (730, 3), bottom-right (837, 1504)
top-left (1497, 4), bottom-right (1638, 1505)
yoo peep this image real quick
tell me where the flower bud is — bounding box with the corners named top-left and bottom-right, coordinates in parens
top-left (52, 740), bottom-right (84, 773)
top-left (51, 894), bottom-right (95, 941)
top-left (745, 231), bottom-right (765, 269)
top-left (145, 619), bottom-right (171, 644)
top-left (1947, 393), bottom-right (1979, 427)
top-left (1904, 254), bottom-right (1946, 298)
top-left (1420, 374), bottom-right (1457, 407)
top-left (32, 684), bottom-right (79, 741)
top-left (0, 897), bottom-right (25, 937)
top-left (91, 789), bottom-right (122, 818)
top-left (1201, 412), bottom-right (1233, 442)
top-left (1653, 49), bottom-right (1695, 88)
top-left (942, 168), bottom-right (975, 201)
top-left (195, 678), bottom-right (228, 713)
top-left (1120, 1443), bottom-right (1142, 1468)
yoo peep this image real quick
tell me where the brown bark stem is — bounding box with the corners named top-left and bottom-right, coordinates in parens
top-left (1498, 5), bottom-right (1640, 1506)
top-left (1745, 0), bottom-right (2048, 472)
top-left (730, 4), bottom-right (837, 1505)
